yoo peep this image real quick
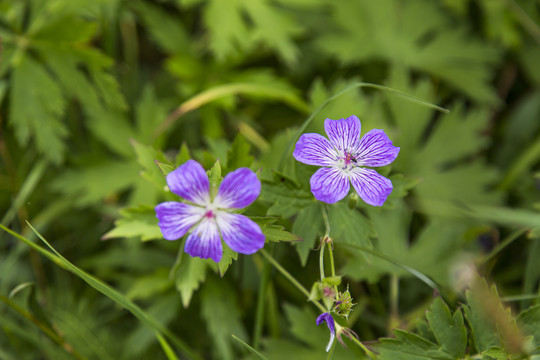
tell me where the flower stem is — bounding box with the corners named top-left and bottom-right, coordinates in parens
top-left (348, 334), bottom-right (378, 359)
top-left (320, 240), bottom-right (326, 281)
top-left (260, 249), bottom-right (327, 313)
top-left (327, 245), bottom-right (339, 296)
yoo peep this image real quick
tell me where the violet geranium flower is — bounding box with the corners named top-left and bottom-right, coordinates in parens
top-left (293, 115), bottom-right (400, 206)
top-left (155, 160), bottom-right (265, 263)
top-left (316, 312), bottom-right (336, 352)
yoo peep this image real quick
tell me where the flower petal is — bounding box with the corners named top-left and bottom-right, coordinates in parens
top-left (355, 129), bottom-right (400, 167)
top-left (349, 168), bottom-right (393, 207)
top-left (324, 115), bottom-right (361, 152)
top-left (316, 313), bottom-right (336, 352)
top-left (214, 168), bottom-right (261, 209)
top-left (310, 167), bottom-right (350, 204)
top-left (217, 213), bottom-right (265, 255)
top-left (184, 217), bottom-right (223, 263)
top-left (155, 202), bottom-right (204, 240)
top-left (293, 133), bottom-right (337, 166)
top-left (167, 160), bottom-right (210, 205)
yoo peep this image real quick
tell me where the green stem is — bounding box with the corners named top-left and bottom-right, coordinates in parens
top-left (260, 249), bottom-right (327, 313)
top-left (349, 334), bottom-right (378, 359)
top-left (390, 274), bottom-right (399, 319)
top-left (320, 240), bottom-right (326, 281)
top-left (327, 245), bottom-right (339, 297)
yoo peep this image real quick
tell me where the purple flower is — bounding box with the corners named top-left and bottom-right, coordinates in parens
top-left (316, 312), bottom-right (336, 352)
top-left (155, 160), bottom-right (265, 263)
top-left (293, 115), bottom-right (400, 206)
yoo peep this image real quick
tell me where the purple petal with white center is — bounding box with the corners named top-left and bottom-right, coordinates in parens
top-left (355, 129), bottom-right (400, 167)
top-left (184, 217), bottom-right (223, 263)
top-left (214, 168), bottom-right (261, 209)
top-left (293, 133), bottom-right (337, 166)
top-left (324, 115), bottom-right (361, 152)
top-left (349, 167), bottom-right (393, 207)
top-left (310, 167), bottom-right (350, 204)
top-left (155, 202), bottom-right (205, 240)
top-left (316, 313), bottom-right (336, 352)
top-left (167, 160), bottom-right (210, 205)
top-left (217, 213), bottom-right (265, 255)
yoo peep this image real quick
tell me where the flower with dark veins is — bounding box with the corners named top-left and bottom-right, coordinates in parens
top-left (293, 115), bottom-right (400, 206)
top-left (316, 312), bottom-right (336, 352)
top-left (155, 160), bottom-right (265, 263)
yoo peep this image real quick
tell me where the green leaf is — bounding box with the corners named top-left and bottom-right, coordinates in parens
top-left (126, 268), bottom-right (172, 301)
top-left (261, 179), bottom-right (314, 218)
top-left (481, 347), bottom-right (512, 360)
top-left (328, 202), bottom-right (374, 248)
top-left (208, 159), bottom-right (222, 188)
top-left (131, 1), bottom-right (192, 54)
top-left (517, 304), bottom-right (540, 345)
top-left (218, 246), bottom-right (238, 277)
top-left (51, 161), bottom-right (140, 207)
top-left (464, 287), bottom-right (502, 353)
top-left (227, 133), bottom-right (254, 170)
top-left (376, 329), bottom-right (454, 360)
top-left (101, 205), bottom-right (162, 241)
top-left (131, 140), bottom-right (170, 191)
top-left (202, 0), bottom-right (301, 64)
top-left (201, 278), bottom-right (247, 360)
top-left (10, 55), bottom-right (67, 164)
top-left (292, 203), bottom-right (324, 265)
top-left (135, 85), bottom-right (168, 144)
top-left (250, 217), bottom-right (300, 243)
top-left (0, 224), bottom-right (201, 360)
top-left (173, 254), bottom-right (209, 308)
top-left (426, 298), bottom-right (467, 358)
top-left (317, 0), bottom-right (500, 103)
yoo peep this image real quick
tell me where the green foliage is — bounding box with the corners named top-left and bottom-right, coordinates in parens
top-left (201, 278), bottom-right (248, 360)
top-left (3, 0), bottom-right (540, 359)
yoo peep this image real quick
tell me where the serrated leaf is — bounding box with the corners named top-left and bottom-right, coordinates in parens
top-left (52, 161), bottom-right (140, 207)
top-left (250, 217), bottom-right (300, 243)
top-left (102, 205), bottom-right (162, 241)
top-left (173, 254), bottom-right (208, 308)
top-left (203, 0), bottom-right (301, 64)
top-left (481, 347), bottom-right (511, 360)
top-left (201, 278), bottom-right (247, 360)
top-left (131, 1), bottom-right (192, 54)
top-left (517, 304), bottom-right (540, 345)
top-left (10, 55), bottom-right (67, 164)
top-left (426, 297), bottom-right (467, 358)
top-left (261, 179), bottom-right (314, 218)
top-left (317, 0), bottom-right (499, 103)
top-left (376, 329), bottom-right (454, 360)
top-left (464, 283), bottom-right (503, 353)
top-left (218, 246), bottom-right (238, 277)
top-left (131, 140), bottom-right (170, 190)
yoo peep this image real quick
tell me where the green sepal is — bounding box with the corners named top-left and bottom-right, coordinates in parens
top-left (322, 276), bottom-right (342, 287)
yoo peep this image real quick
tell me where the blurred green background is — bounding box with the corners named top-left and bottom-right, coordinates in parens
top-left (1, 0), bottom-right (540, 359)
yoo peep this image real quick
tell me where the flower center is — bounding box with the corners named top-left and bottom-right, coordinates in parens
top-left (337, 151), bottom-right (357, 171)
top-left (203, 202), bottom-right (218, 219)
